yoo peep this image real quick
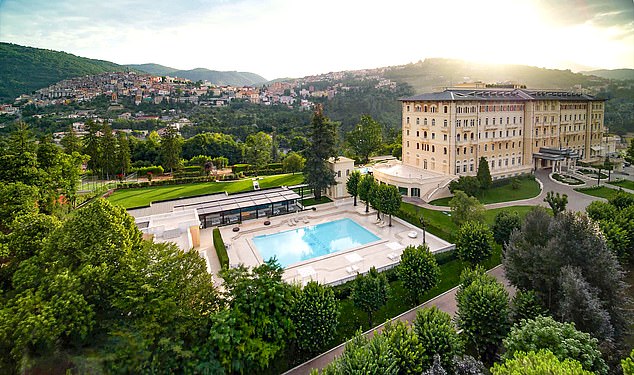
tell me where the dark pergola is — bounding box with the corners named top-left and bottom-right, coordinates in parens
top-left (173, 187), bottom-right (302, 228)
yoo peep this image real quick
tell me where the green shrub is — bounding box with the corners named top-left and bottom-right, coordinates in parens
top-left (133, 165), bottom-right (164, 176)
top-left (212, 228), bottom-right (229, 269)
top-left (231, 164), bottom-right (251, 173)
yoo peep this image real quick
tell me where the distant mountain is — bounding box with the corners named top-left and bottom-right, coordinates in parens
top-left (128, 64), bottom-right (267, 86)
top-left (579, 69), bottom-right (634, 81)
top-left (384, 58), bottom-right (606, 93)
top-left (126, 63), bottom-right (178, 76)
top-left (0, 42), bottom-right (135, 102)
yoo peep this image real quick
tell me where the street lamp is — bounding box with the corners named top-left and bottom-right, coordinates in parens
top-left (419, 216), bottom-right (427, 245)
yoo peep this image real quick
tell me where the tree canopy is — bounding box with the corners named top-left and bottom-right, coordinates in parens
top-left (303, 105), bottom-right (337, 200)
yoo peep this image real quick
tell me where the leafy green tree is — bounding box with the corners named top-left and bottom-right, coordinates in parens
top-left (245, 131), bottom-right (273, 170)
top-left (609, 189), bottom-right (634, 210)
top-left (369, 182), bottom-right (383, 220)
top-left (0, 182), bottom-right (39, 234)
top-left (502, 316), bottom-right (608, 374)
top-left (449, 176), bottom-right (481, 197)
top-left (346, 170), bottom-right (361, 206)
top-left (456, 221), bottom-right (494, 265)
top-left (492, 210), bottom-right (521, 245)
top-left (103, 241), bottom-right (218, 374)
top-left (414, 307), bottom-right (462, 371)
top-left (181, 132), bottom-right (243, 165)
top-left (217, 259), bottom-right (294, 373)
top-left (358, 174), bottom-right (377, 213)
top-left (346, 115), bottom-right (383, 163)
top-left (558, 265), bottom-right (614, 340)
top-left (586, 200), bottom-right (618, 221)
top-left (379, 184), bottom-right (402, 226)
top-left (626, 138), bottom-right (634, 163)
top-left (398, 244), bottom-right (440, 304)
top-left (303, 105), bottom-right (337, 200)
top-left (492, 350), bottom-right (592, 375)
top-left (0, 123), bottom-right (41, 187)
top-left (61, 125), bottom-right (83, 155)
top-left (160, 126), bottom-right (183, 174)
top-left (544, 191), bottom-right (568, 216)
top-left (82, 120), bottom-right (102, 174)
top-left (383, 320), bottom-right (425, 374)
top-left (351, 267), bottom-right (389, 327)
top-left (504, 209), bottom-right (631, 342)
top-left (282, 151), bottom-right (305, 174)
top-left (320, 330), bottom-right (398, 375)
top-left (510, 289), bottom-right (546, 324)
top-left (622, 349), bottom-right (634, 375)
top-left (449, 191), bottom-right (485, 226)
top-left (116, 131), bottom-right (131, 176)
top-left (290, 281), bottom-right (339, 355)
top-left (1, 213), bottom-right (60, 288)
top-left (456, 268), bottom-right (510, 365)
top-left (100, 124), bottom-right (117, 179)
top-left (476, 157), bottom-right (492, 190)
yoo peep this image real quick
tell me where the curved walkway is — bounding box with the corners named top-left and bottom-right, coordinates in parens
top-left (404, 169), bottom-right (603, 213)
top-left (283, 265), bottom-right (513, 375)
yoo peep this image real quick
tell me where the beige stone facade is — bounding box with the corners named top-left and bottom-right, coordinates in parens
top-left (375, 87), bottom-right (605, 200)
top-left (326, 156), bottom-right (355, 199)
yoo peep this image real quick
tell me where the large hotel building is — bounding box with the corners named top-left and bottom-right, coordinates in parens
top-left (372, 85), bottom-right (606, 201)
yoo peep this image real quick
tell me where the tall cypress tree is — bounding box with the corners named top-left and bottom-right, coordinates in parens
top-left (476, 156), bottom-right (492, 190)
top-left (303, 105), bottom-right (337, 200)
top-left (116, 132), bottom-right (131, 176)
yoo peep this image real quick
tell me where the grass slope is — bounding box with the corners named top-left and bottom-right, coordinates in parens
top-left (108, 173), bottom-right (304, 209)
top-left (608, 179), bottom-right (634, 191)
top-left (575, 185), bottom-right (634, 200)
top-left (429, 178), bottom-right (540, 206)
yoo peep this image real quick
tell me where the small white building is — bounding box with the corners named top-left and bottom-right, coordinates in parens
top-left (326, 156), bottom-right (355, 199)
top-left (135, 209), bottom-right (201, 252)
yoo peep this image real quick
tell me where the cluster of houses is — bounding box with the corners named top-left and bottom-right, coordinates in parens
top-left (10, 66), bottom-right (401, 113)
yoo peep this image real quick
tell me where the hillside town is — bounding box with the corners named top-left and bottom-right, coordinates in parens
top-left (3, 68), bottom-right (400, 116)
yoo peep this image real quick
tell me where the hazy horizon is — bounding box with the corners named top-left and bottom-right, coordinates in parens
top-left (1, 0), bottom-right (633, 80)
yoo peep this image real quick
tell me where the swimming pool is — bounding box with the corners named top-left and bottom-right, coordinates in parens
top-left (252, 218), bottom-right (380, 268)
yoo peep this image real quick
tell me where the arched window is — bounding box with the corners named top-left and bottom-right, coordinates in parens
top-left (443, 119), bottom-right (447, 127)
top-left (444, 106), bottom-right (448, 113)
top-left (431, 119), bottom-right (435, 126)
top-left (432, 145), bottom-right (435, 152)
top-left (424, 131), bottom-right (428, 138)
top-left (424, 105), bottom-right (428, 112)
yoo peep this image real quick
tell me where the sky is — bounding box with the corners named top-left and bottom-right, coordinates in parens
top-left (1, 0), bottom-right (633, 80)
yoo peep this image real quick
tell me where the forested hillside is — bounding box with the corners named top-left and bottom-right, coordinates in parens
top-left (385, 58), bottom-right (605, 93)
top-left (580, 69), bottom-right (634, 81)
top-left (0, 43), bottom-right (132, 102)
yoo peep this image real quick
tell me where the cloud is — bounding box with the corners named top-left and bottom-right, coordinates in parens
top-left (536, 0), bottom-right (634, 28)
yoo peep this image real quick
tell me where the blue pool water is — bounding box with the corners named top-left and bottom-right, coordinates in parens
top-left (253, 218), bottom-right (380, 268)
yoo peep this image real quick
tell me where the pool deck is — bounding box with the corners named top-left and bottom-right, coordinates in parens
top-left (219, 200), bottom-right (454, 286)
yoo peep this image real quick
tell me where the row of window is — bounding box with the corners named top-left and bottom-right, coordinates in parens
top-left (561, 104), bottom-right (588, 110)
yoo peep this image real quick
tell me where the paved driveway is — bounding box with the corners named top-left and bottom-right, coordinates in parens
top-left (405, 168), bottom-right (604, 213)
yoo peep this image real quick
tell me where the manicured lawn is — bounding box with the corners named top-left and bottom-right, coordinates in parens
top-left (399, 202), bottom-right (537, 242)
top-left (575, 186), bottom-right (634, 200)
top-left (608, 179), bottom-right (634, 191)
top-left (108, 173), bottom-right (305, 209)
top-left (301, 196), bottom-right (332, 206)
top-left (429, 178), bottom-right (540, 206)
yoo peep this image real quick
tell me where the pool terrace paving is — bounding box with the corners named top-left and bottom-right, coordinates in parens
top-left (220, 200), bottom-right (454, 286)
